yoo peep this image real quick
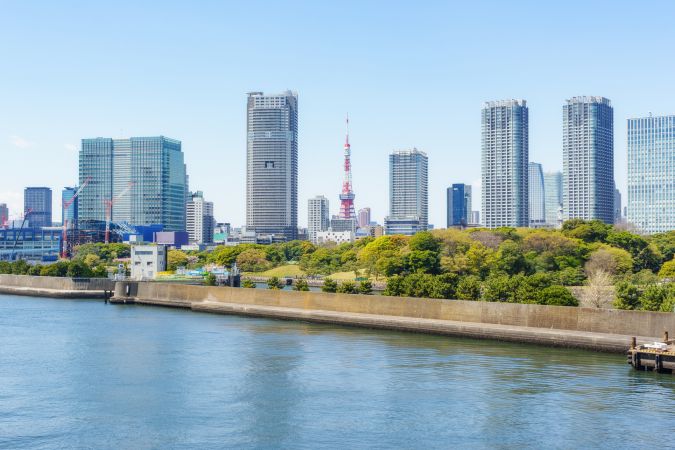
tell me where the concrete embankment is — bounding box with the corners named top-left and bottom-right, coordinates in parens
top-left (0, 274), bottom-right (114, 299)
top-left (113, 281), bottom-right (675, 353)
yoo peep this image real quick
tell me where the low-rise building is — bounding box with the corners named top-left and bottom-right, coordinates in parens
top-left (130, 245), bottom-right (167, 280)
top-left (315, 229), bottom-right (354, 245)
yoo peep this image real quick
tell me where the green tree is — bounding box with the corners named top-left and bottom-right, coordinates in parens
top-left (640, 284), bottom-right (667, 311)
top-left (659, 288), bottom-right (675, 312)
top-left (561, 219), bottom-right (611, 243)
top-left (406, 250), bottom-right (441, 274)
top-left (456, 275), bottom-right (481, 301)
top-left (321, 277), bottom-right (338, 293)
top-left (40, 261), bottom-right (69, 277)
top-left (236, 248), bottom-right (272, 272)
top-left (242, 278), bottom-right (256, 289)
top-left (408, 231), bottom-right (441, 253)
top-left (383, 275), bottom-right (404, 296)
top-left (66, 260), bottom-right (94, 278)
top-left (538, 285), bottom-right (579, 307)
top-left (481, 275), bottom-right (512, 302)
top-left (494, 240), bottom-right (529, 275)
top-left (293, 278), bottom-right (310, 291)
top-left (614, 281), bottom-right (640, 310)
top-left (267, 276), bottom-right (283, 290)
top-left (337, 281), bottom-right (357, 294)
top-left (167, 249), bottom-right (189, 271)
top-left (658, 257), bottom-right (675, 278)
top-left (11, 259), bottom-right (30, 275)
top-left (357, 280), bottom-right (373, 295)
top-left (204, 273), bottom-right (217, 286)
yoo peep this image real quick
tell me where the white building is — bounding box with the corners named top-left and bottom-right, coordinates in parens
top-left (186, 191), bottom-right (214, 244)
top-left (385, 148), bottom-right (428, 235)
top-left (315, 229), bottom-right (354, 245)
top-left (130, 245), bottom-right (167, 280)
top-left (308, 195), bottom-right (330, 243)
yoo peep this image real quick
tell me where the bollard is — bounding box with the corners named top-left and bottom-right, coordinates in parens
top-left (664, 331), bottom-right (669, 343)
top-left (630, 336), bottom-right (636, 349)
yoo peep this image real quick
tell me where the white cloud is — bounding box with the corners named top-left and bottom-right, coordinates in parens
top-left (10, 135), bottom-right (34, 149)
top-left (64, 143), bottom-right (78, 152)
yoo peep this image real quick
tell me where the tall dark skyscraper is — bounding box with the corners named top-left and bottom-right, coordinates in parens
top-left (446, 184), bottom-right (471, 227)
top-left (24, 187), bottom-right (52, 227)
top-left (246, 91), bottom-right (298, 241)
top-left (563, 96), bottom-right (614, 224)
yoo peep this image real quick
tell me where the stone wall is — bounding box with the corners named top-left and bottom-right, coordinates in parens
top-left (0, 274), bottom-right (114, 292)
top-left (116, 281), bottom-right (675, 339)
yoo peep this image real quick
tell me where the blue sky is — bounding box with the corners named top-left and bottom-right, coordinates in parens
top-left (1, 0), bottom-right (674, 227)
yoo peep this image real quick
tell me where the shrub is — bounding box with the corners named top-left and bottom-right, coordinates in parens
top-left (538, 286), bottom-right (579, 307)
top-left (456, 275), bottom-right (481, 301)
top-left (321, 278), bottom-right (338, 293)
top-left (204, 273), bottom-right (217, 286)
top-left (267, 276), bottom-right (283, 290)
top-left (383, 275), bottom-right (404, 296)
top-left (357, 280), bottom-right (373, 295)
top-left (336, 281), bottom-right (357, 294)
top-left (66, 260), bottom-right (94, 278)
top-left (293, 278), bottom-right (310, 291)
top-left (614, 281), bottom-right (640, 310)
top-left (242, 278), bottom-right (256, 289)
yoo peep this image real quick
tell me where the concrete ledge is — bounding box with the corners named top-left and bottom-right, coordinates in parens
top-left (192, 300), bottom-right (648, 353)
top-left (0, 285), bottom-right (108, 299)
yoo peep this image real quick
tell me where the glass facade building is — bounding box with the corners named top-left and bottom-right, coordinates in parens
top-left (24, 187), bottom-right (52, 228)
top-left (544, 171), bottom-right (563, 228)
top-left (481, 100), bottom-right (529, 228)
top-left (385, 148), bottom-right (428, 235)
top-left (563, 96), bottom-right (614, 224)
top-left (246, 91), bottom-right (298, 241)
top-left (62, 187), bottom-right (78, 229)
top-left (627, 115), bottom-right (675, 234)
top-left (79, 136), bottom-right (186, 231)
top-left (528, 163), bottom-right (546, 227)
top-left (446, 183), bottom-right (472, 227)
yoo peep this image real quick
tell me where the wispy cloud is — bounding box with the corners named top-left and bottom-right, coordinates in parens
top-left (64, 143), bottom-right (78, 152)
top-left (10, 135), bottom-right (34, 149)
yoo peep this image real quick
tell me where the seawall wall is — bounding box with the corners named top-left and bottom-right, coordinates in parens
top-left (0, 274), bottom-right (114, 298)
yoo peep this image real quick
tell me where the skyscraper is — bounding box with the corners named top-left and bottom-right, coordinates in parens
top-left (308, 195), bottom-right (330, 244)
top-left (357, 207), bottom-right (371, 228)
top-left (385, 148), bottom-right (428, 235)
top-left (627, 115), bottom-right (675, 234)
top-left (62, 187), bottom-right (79, 230)
top-left (0, 203), bottom-right (8, 227)
top-left (446, 183), bottom-right (472, 227)
top-left (563, 96), bottom-right (614, 224)
top-left (481, 100), bottom-right (529, 228)
top-left (528, 163), bottom-right (545, 227)
top-left (24, 187), bottom-right (52, 227)
top-left (544, 171), bottom-right (563, 228)
top-left (614, 187), bottom-right (622, 224)
top-left (246, 91), bottom-right (298, 241)
top-left (186, 191), bottom-right (214, 244)
top-left (79, 136), bottom-right (186, 231)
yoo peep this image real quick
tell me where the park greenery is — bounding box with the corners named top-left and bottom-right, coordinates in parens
top-left (2, 220), bottom-right (675, 311)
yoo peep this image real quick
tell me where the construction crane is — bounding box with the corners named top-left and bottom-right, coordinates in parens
top-left (104, 182), bottom-right (134, 244)
top-left (60, 177), bottom-right (91, 259)
top-left (10, 208), bottom-right (32, 261)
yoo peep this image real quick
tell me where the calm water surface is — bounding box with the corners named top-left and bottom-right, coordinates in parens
top-left (1, 294), bottom-right (674, 449)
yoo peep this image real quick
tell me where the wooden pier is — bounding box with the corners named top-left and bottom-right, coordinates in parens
top-left (628, 332), bottom-right (675, 374)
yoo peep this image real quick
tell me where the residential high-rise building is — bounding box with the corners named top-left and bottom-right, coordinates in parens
top-left (471, 211), bottom-right (480, 226)
top-left (246, 91), bottom-right (298, 241)
top-left (528, 163), bottom-right (546, 227)
top-left (308, 195), bottom-right (330, 244)
top-left (62, 187), bottom-right (79, 230)
top-left (563, 96), bottom-right (614, 224)
top-left (357, 207), bottom-right (371, 228)
top-left (186, 191), bottom-right (214, 244)
top-left (481, 100), bottom-right (529, 228)
top-left (79, 136), bottom-right (186, 231)
top-left (544, 171), bottom-right (563, 228)
top-left (446, 184), bottom-right (472, 227)
top-left (385, 148), bottom-right (428, 235)
top-left (24, 187), bottom-right (52, 228)
top-left (627, 115), bottom-right (675, 234)
top-left (0, 203), bottom-right (8, 228)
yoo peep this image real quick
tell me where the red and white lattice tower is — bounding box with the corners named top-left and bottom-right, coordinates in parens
top-left (338, 116), bottom-right (356, 220)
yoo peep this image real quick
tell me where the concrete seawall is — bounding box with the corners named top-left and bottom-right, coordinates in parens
top-left (0, 274), bottom-right (114, 298)
top-left (113, 281), bottom-right (675, 353)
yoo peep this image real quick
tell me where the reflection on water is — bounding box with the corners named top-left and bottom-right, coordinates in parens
top-left (1, 294), bottom-right (674, 449)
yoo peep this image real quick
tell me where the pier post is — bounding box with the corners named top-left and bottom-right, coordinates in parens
top-left (630, 337), bottom-right (636, 349)
top-left (664, 331), bottom-right (669, 343)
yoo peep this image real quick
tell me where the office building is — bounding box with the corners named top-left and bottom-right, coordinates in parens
top-left (330, 217), bottom-right (357, 234)
top-left (544, 171), bottom-right (563, 228)
top-left (385, 148), bottom-right (428, 235)
top-left (62, 187), bottom-right (78, 230)
top-left (562, 96), bottom-right (614, 224)
top-left (446, 184), bottom-right (472, 227)
top-left (0, 203), bottom-right (8, 227)
top-left (246, 91), bottom-right (298, 241)
top-left (614, 188), bottom-right (622, 224)
top-left (24, 187), bottom-right (52, 228)
top-left (79, 136), bottom-right (186, 231)
top-left (471, 211), bottom-right (480, 226)
top-left (627, 115), bottom-right (675, 234)
top-left (481, 100), bottom-right (529, 228)
top-left (528, 163), bottom-right (546, 227)
top-left (308, 195), bottom-right (330, 244)
top-left (186, 191), bottom-right (214, 244)
top-left (358, 207), bottom-right (371, 228)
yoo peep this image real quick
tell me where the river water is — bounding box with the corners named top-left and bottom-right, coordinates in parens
top-left (1, 294), bottom-right (674, 449)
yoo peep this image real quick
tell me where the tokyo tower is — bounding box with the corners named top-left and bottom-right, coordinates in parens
top-left (338, 116), bottom-right (356, 220)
